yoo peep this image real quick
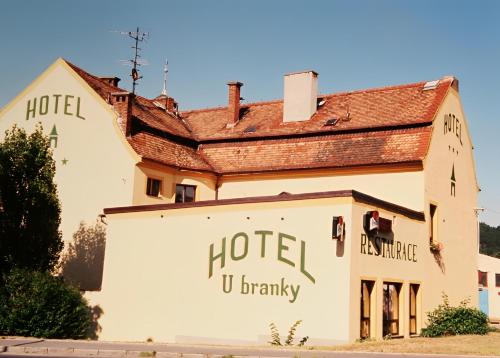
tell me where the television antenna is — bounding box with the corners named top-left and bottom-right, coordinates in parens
top-left (113, 27), bottom-right (149, 94)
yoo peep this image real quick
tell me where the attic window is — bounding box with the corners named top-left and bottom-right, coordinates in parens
top-left (423, 80), bottom-right (439, 91)
top-left (243, 125), bottom-right (257, 133)
top-left (317, 98), bottom-right (326, 107)
top-left (324, 118), bottom-right (339, 126)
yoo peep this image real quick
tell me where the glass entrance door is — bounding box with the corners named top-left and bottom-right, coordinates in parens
top-left (383, 282), bottom-right (401, 336)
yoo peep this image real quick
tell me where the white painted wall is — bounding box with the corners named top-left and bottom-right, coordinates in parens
top-left (0, 59), bottom-right (139, 245)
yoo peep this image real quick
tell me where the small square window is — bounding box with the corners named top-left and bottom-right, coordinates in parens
top-left (175, 184), bottom-right (196, 203)
top-left (146, 178), bottom-right (162, 197)
top-left (478, 270), bottom-right (488, 287)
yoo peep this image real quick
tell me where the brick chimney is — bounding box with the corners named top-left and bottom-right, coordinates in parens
top-left (153, 95), bottom-right (178, 114)
top-left (100, 77), bottom-right (121, 87)
top-left (110, 92), bottom-right (132, 136)
top-left (227, 82), bottom-right (243, 128)
top-left (166, 97), bottom-right (178, 113)
top-left (283, 70), bottom-right (318, 122)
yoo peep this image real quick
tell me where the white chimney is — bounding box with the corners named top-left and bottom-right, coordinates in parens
top-left (283, 70), bottom-right (318, 122)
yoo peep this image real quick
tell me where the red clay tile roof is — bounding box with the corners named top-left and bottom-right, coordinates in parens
top-left (200, 126), bottom-right (431, 174)
top-left (65, 59), bottom-right (452, 174)
top-left (65, 60), bottom-right (194, 140)
top-left (128, 132), bottom-right (213, 172)
top-left (181, 78), bottom-right (451, 141)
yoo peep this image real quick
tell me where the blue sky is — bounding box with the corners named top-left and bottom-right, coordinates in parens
top-left (1, 0), bottom-right (500, 226)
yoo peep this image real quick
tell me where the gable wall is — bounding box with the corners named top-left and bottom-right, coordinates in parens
top-left (423, 88), bottom-right (479, 308)
top-left (0, 59), bottom-right (138, 245)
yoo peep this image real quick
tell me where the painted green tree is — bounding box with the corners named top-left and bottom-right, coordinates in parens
top-left (0, 125), bottom-right (63, 275)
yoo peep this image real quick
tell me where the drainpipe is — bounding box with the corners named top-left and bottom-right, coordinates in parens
top-left (215, 174), bottom-right (222, 200)
top-left (215, 175), bottom-right (221, 200)
top-left (474, 208), bottom-right (485, 253)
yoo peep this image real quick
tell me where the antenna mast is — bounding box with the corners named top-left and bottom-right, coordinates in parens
top-left (161, 59), bottom-right (168, 96)
top-left (129, 27), bottom-right (149, 94)
top-left (114, 27), bottom-right (149, 94)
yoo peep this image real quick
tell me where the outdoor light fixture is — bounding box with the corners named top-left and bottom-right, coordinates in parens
top-left (363, 210), bottom-right (392, 235)
top-left (332, 216), bottom-right (345, 241)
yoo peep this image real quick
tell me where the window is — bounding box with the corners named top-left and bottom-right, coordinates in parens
top-left (146, 178), bottom-right (162, 197)
top-left (360, 280), bottom-right (374, 339)
top-left (478, 270), bottom-right (488, 287)
top-left (409, 284), bottom-right (420, 335)
top-left (175, 184), bottom-right (196, 203)
top-left (496, 274), bottom-right (500, 288)
top-left (383, 282), bottom-right (402, 337)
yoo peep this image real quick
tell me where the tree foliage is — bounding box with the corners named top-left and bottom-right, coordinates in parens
top-left (0, 268), bottom-right (91, 338)
top-left (480, 222), bottom-right (500, 258)
top-left (61, 221), bottom-right (107, 291)
top-left (0, 125), bottom-right (63, 274)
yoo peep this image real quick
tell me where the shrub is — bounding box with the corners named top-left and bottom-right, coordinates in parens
top-left (421, 294), bottom-right (489, 337)
top-left (0, 269), bottom-right (91, 338)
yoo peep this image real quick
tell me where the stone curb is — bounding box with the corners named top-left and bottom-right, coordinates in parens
top-left (73, 348), bottom-right (99, 356)
top-left (47, 347), bottom-right (76, 355)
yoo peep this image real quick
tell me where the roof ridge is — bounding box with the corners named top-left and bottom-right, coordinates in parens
top-left (180, 77), bottom-right (451, 114)
top-left (63, 58), bottom-right (129, 93)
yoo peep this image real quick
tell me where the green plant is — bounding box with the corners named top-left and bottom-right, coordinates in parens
top-left (0, 269), bottom-right (92, 338)
top-left (297, 335), bottom-right (309, 347)
top-left (0, 125), bottom-right (63, 275)
top-left (268, 320), bottom-right (308, 347)
top-left (285, 320), bottom-right (302, 345)
top-left (421, 293), bottom-right (489, 337)
top-left (269, 322), bottom-right (281, 346)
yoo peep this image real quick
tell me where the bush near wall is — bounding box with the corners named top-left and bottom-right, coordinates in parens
top-left (421, 295), bottom-right (489, 337)
top-left (0, 269), bottom-right (91, 338)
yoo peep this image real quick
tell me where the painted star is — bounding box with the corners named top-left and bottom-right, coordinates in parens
top-left (62, 158), bottom-right (69, 165)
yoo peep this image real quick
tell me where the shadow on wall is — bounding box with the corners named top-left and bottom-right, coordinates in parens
top-left (61, 221), bottom-right (106, 291)
top-left (88, 304), bottom-right (104, 339)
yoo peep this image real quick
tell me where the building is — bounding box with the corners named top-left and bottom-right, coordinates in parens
top-left (478, 253), bottom-right (500, 322)
top-left (0, 59), bottom-right (479, 344)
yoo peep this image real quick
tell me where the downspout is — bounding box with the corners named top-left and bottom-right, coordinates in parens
top-left (215, 174), bottom-right (222, 200)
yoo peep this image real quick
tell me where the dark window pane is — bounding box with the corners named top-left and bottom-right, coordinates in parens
top-left (496, 274), bottom-right (500, 287)
top-left (175, 184), bottom-right (196, 203)
top-left (146, 178), bottom-right (161, 197)
top-left (478, 271), bottom-right (488, 287)
top-left (185, 186), bottom-right (195, 202)
top-left (175, 185), bottom-right (184, 203)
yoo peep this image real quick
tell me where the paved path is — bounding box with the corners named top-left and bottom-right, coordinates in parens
top-left (0, 337), bottom-right (495, 358)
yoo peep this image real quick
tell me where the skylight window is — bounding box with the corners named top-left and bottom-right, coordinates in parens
top-left (423, 80), bottom-right (439, 91)
top-left (243, 125), bottom-right (257, 133)
top-left (325, 118), bottom-right (339, 126)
